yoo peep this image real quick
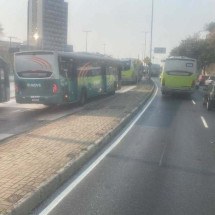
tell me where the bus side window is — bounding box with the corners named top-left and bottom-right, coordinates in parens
top-left (59, 59), bottom-right (73, 79)
top-left (0, 68), bottom-right (5, 80)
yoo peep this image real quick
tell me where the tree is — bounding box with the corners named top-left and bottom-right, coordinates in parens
top-left (170, 22), bottom-right (215, 73)
top-left (205, 22), bottom-right (215, 34)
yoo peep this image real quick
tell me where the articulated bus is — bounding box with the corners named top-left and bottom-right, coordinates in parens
top-left (121, 58), bottom-right (143, 84)
top-left (160, 56), bottom-right (197, 95)
top-left (14, 51), bottom-right (121, 105)
top-left (0, 57), bottom-right (10, 102)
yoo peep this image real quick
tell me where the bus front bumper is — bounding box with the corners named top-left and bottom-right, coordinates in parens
top-left (161, 86), bottom-right (195, 94)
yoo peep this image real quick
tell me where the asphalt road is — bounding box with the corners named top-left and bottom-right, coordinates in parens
top-left (36, 79), bottom-right (215, 215)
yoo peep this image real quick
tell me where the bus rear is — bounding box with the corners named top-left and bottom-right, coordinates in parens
top-left (161, 57), bottom-right (197, 95)
top-left (14, 51), bottom-right (61, 104)
top-left (121, 59), bottom-right (142, 84)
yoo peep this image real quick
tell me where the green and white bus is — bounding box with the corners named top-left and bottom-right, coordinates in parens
top-left (14, 51), bottom-right (120, 105)
top-left (160, 56), bottom-right (197, 95)
top-left (121, 58), bottom-right (143, 84)
top-left (0, 57), bottom-right (10, 103)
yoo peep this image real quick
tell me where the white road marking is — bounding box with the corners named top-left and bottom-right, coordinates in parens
top-left (117, 86), bottom-right (136, 93)
top-left (0, 133), bottom-right (14, 141)
top-left (201, 116), bottom-right (208, 128)
top-left (159, 142), bottom-right (168, 166)
top-left (192, 100), bottom-right (196, 105)
top-left (12, 109), bottom-right (22, 113)
top-left (38, 83), bottom-right (158, 215)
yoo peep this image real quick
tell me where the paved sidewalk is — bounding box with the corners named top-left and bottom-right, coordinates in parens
top-left (0, 80), bottom-right (154, 215)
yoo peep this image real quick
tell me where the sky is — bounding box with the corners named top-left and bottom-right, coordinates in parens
top-left (0, 0), bottom-right (215, 62)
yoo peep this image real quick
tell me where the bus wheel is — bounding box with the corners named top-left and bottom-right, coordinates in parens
top-left (207, 98), bottom-right (212, 111)
top-left (79, 90), bottom-right (87, 106)
top-left (203, 96), bottom-right (207, 106)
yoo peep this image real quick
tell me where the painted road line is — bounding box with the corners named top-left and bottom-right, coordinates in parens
top-left (12, 109), bottom-right (22, 113)
top-left (117, 86), bottom-right (136, 94)
top-left (192, 100), bottom-right (196, 105)
top-left (201, 116), bottom-right (209, 128)
top-left (159, 142), bottom-right (168, 166)
top-left (0, 133), bottom-right (14, 141)
top-left (38, 83), bottom-right (158, 215)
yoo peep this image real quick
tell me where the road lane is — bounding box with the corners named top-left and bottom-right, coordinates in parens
top-left (36, 80), bottom-right (215, 215)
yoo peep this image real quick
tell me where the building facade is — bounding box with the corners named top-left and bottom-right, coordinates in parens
top-left (28, 0), bottom-right (68, 51)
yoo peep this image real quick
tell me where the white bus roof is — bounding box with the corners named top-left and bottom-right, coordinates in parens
top-left (15, 51), bottom-right (120, 65)
top-left (166, 56), bottom-right (196, 62)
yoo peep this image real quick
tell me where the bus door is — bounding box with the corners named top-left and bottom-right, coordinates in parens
top-left (70, 62), bottom-right (78, 100)
top-left (101, 65), bottom-right (107, 93)
top-left (0, 66), bottom-right (10, 102)
top-left (59, 58), bottom-right (78, 102)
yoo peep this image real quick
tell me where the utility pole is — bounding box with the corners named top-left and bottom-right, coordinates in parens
top-left (142, 31), bottom-right (149, 61)
top-left (148, 0), bottom-right (154, 79)
top-left (150, 0), bottom-right (154, 62)
top-left (83, 30), bottom-right (91, 52)
top-left (8, 36), bottom-right (16, 48)
top-left (103, 43), bottom-right (106, 55)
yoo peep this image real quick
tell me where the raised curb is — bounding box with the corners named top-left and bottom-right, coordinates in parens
top-left (9, 81), bottom-right (155, 215)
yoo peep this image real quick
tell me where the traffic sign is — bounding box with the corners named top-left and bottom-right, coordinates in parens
top-left (154, 47), bottom-right (166, 54)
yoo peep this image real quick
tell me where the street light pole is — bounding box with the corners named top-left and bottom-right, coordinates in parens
top-left (83, 30), bottom-right (91, 52)
top-left (103, 43), bottom-right (106, 55)
top-left (8, 36), bottom-right (16, 48)
top-left (143, 31), bottom-right (149, 60)
top-left (150, 0), bottom-right (154, 62)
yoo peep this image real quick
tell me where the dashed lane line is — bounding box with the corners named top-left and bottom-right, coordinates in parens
top-left (201, 116), bottom-right (209, 128)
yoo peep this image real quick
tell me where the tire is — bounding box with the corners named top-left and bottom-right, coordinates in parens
top-left (207, 98), bottom-right (212, 111)
top-left (203, 96), bottom-right (207, 106)
top-left (79, 90), bottom-right (87, 106)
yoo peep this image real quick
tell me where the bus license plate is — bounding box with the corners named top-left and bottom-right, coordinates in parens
top-left (32, 98), bottom-right (39, 102)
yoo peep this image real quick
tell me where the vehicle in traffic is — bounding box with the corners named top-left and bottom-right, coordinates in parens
top-left (160, 56), bottom-right (197, 95)
top-left (205, 76), bottom-right (215, 86)
top-left (121, 58), bottom-right (143, 84)
top-left (150, 64), bottom-right (161, 77)
top-left (14, 51), bottom-right (121, 105)
top-left (203, 81), bottom-right (215, 110)
top-left (198, 74), bottom-right (209, 86)
top-left (0, 57), bottom-right (10, 103)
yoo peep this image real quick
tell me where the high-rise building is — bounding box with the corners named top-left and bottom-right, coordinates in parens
top-left (27, 0), bottom-right (68, 51)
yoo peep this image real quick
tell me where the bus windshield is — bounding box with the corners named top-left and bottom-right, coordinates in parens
top-left (122, 60), bottom-right (131, 70)
top-left (15, 53), bottom-right (56, 79)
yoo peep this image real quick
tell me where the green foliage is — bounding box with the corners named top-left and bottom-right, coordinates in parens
top-left (205, 22), bottom-right (215, 33)
top-left (170, 22), bottom-right (215, 71)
